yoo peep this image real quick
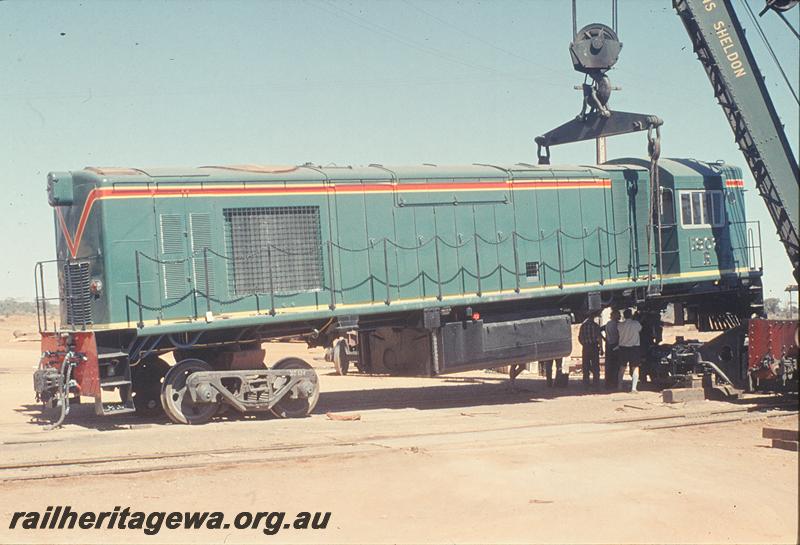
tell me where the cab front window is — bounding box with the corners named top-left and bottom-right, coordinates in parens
top-left (679, 190), bottom-right (724, 228)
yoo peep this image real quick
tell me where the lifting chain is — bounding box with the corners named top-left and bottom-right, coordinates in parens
top-left (647, 124), bottom-right (663, 293)
top-left (647, 125), bottom-right (661, 163)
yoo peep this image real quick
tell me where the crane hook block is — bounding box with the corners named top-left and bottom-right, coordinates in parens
top-left (569, 23), bottom-right (622, 75)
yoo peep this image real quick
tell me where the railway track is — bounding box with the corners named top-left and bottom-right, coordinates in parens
top-left (2, 400), bottom-right (795, 483)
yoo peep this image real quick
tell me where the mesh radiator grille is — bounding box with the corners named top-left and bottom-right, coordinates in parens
top-left (224, 206), bottom-right (323, 295)
top-left (63, 261), bottom-right (92, 326)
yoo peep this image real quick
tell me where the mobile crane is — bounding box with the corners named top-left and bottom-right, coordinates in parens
top-left (537, 1), bottom-right (798, 282)
top-left (671, 0), bottom-right (798, 390)
top-left (535, 0), bottom-right (798, 391)
top-left (675, 0), bottom-right (799, 283)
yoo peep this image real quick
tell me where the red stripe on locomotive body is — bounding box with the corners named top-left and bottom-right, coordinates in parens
top-left (57, 189), bottom-right (101, 258)
top-left (55, 208), bottom-right (78, 257)
top-left (57, 178), bottom-right (612, 258)
top-left (725, 179), bottom-right (745, 187)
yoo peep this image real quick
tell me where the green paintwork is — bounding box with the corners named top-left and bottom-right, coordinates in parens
top-left (49, 158), bottom-right (759, 336)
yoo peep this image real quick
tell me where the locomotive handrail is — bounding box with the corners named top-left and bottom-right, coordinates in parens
top-left (132, 288), bottom-right (196, 311)
top-left (385, 237), bottom-right (437, 251)
top-left (514, 230), bottom-right (558, 243)
top-left (435, 236), bottom-right (471, 250)
top-left (34, 261), bottom-right (48, 333)
top-left (266, 246), bottom-right (277, 315)
top-left (475, 233), bottom-right (511, 245)
top-left (474, 235), bottom-right (482, 296)
top-left (329, 242), bottom-right (371, 253)
top-left (729, 220), bottom-right (763, 271)
top-left (130, 223), bottom-right (641, 325)
top-left (598, 230), bottom-right (604, 285)
top-left (327, 241), bottom-right (336, 310)
top-left (556, 230), bottom-right (564, 288)
top-left (512, 233), bottom-right (521, 293)
top-left (34, 261), bottom-right (54, 333)
top-left (136, 252), bottom-right (191, 265)
top-left (559, 230), bottom-right (589, 241)
top-left (134, 251), bottom-right (144, 327)
top-left (203, 248), bottom-right (211, 315)
top-left (34, 257), bottom-right (100, 333)
top-left (383, 238), bottom-right (391, 305)
top-left (434, 235), bottom-right (443, 300)
top-left (111, 226), bottom-right (635, 259)
top-left (750, 228), bottom-right (760, 271)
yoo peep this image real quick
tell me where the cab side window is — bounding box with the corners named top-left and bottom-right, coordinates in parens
top-left (679, 190), bottom-right (724, 227)
top-left (659, 188), bottom-right (675, 225)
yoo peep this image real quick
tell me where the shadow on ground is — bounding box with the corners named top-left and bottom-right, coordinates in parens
top-left (14, 375), bottom-right (661, 431)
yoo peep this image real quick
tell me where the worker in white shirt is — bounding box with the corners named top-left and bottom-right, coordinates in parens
top-left (616, 308), bottom-right (643, 392)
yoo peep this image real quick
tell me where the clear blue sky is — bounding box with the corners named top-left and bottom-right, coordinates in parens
top-left (1, 0), bottom-right (797, 302)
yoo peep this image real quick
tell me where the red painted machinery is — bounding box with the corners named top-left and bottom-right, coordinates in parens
top-left (34, 331), bottom-right (128, 428)
top-left (748, 319), bottom-right (799, 388)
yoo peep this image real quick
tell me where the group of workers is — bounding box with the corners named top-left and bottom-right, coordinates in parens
top-left (530, 308), bottom-right (663, 392)
top-left (576, 308), bottom-right (662, 393)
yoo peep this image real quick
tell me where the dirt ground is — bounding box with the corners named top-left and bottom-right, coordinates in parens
top-left (0, 314), bottom-right (797, 544)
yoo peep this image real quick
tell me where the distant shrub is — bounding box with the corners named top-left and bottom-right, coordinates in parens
top-left (0, 298), bottom-right (38, 316)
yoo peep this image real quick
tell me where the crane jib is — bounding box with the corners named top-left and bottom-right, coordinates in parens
top-left (675, 0), bottom-right (800, 282)
top-left (712, 21), bottom-right (746, 77)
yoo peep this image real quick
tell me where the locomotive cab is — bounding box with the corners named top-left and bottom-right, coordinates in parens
top-left (607, 157), bottom-right (758, 281)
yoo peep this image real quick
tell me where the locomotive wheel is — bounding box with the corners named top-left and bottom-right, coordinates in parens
top-left (270, 357), bottom-right (319, 419)
top-left (131, 356), bottom-right (169, 417)
top-left (332, 339), bottom-right (349, 375)
top-left (161, 359), bottom-right (219, 425)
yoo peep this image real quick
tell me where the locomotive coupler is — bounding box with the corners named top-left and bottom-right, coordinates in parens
top-left (34, 349), bottom-right (83, 428)
top-left (35, 331), bottom-right (101, 428)
top-left (33, 365), bottom-right (65, 405)
top-left (34, 350), bottom-right (81, 403)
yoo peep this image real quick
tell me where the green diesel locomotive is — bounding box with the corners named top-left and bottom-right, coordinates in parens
top-left (34, 158), bottom-right (763, 424)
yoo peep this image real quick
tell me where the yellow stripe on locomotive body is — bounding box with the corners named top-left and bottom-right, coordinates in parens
top-left (47, 158), bottom-right (759, 333)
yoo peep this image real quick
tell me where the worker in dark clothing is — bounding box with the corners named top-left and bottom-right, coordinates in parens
top-left (637, 310), bottom-right (663, 384)
top-left (602, 309), bottom-right (621, 390)
top-left (541, 358), bottom-right (565, 388)
top-left (578, 313), bottom-right (603, 387)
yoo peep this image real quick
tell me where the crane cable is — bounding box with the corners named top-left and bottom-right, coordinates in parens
top-left (571, 0), bottom-right (619, 36)
top-left (612, 0), bottom-right (619, 33)
top-left (572, 0), bottom-right (578, 38)
top-left (647, 125), bottom-right (663, 292)
top-left (760, 0), bottom-right (800, 38)
top-left (775, 10), bottom-right (800, 39)
top-left (741, 0), bottom-right (800, 104)
top-left (572, 0), bottom-right (619, 38)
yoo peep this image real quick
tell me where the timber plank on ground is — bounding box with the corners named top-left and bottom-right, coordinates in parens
top-left (770, 439), bottom-right (799, 452)
top-left (762, 427), bottom-right (799, 442)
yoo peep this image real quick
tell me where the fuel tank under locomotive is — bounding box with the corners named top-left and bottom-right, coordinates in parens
top-left (350, 313), bottom-right (572, 376)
